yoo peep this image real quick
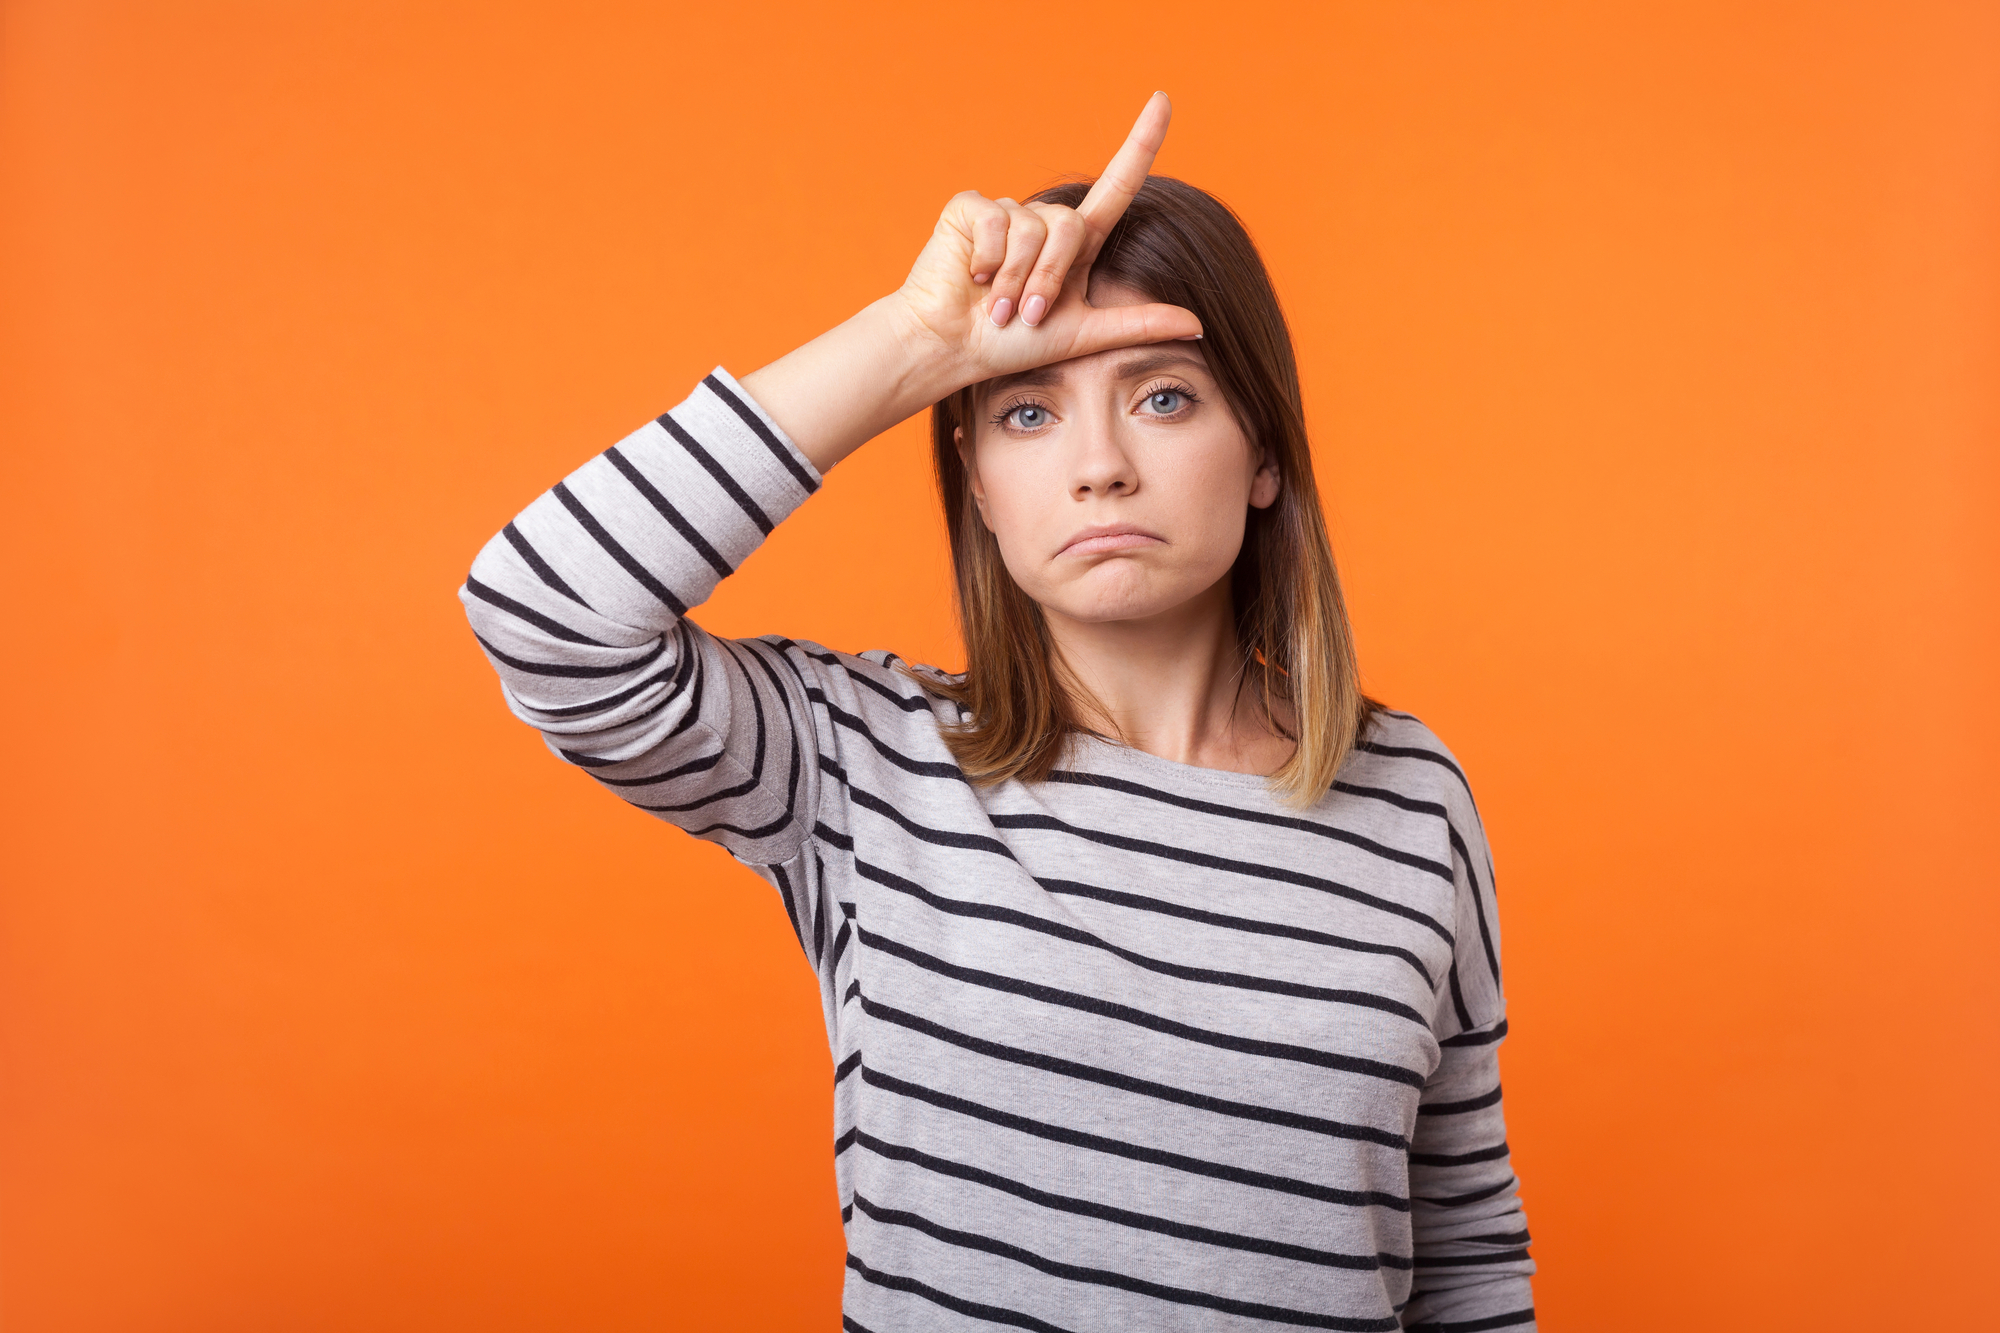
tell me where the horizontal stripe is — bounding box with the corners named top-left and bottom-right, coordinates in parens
top-left (1043, 769), bottom-right (1453, 882)
top-left (591, 746), bottom-right (725, 789)
top-left (829, 774), bottom-right (1438, 982)
top-left (861, 994), bottom-right (1414, 1143)
top-left (855, 1130), bottom-right (1411, 1271)
top-left (1356, 739), bottom-right (1469, 791)
top-left (1415, 1178), bottom-right (1516, 1208)
top-left (853, 1195), bottom-right (1402, 1331)
top-left (1410, 1142), bottom-right (1511, 1168)
top-left (1413, 1249), bottom-right (1531, 1268)
top-left (527, 654), bottom-right (687, 720)
top-left (862, 1065), bottom-right (1409, 1211)
top-left (1332, 779), bottom-right (1447, 820)
top-left (1036, 875), bottom-right (1435, 985)
top-left (635, 779), bottom-right (758, 813)
top-left (845, 1252), bottom-right (1076, 1333)
top-left (852, 855), bottom-right (1427, 1024)
top-left (679, 808), bottom-right (797, 841)
top-left (1419, 1086), bottom-right (1504, 1117)
top-left (863, 926), bottom-right (1427, 1090)
top-left (988, 811), bottom-right (1454, 945)
top-left (473, 631), bottom-right (663, 679)
top-left (843, 778), bottom-right (1014, 856)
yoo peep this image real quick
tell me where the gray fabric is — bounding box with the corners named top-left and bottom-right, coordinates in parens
top-left (461, 368), bottom-right (1536, 1332)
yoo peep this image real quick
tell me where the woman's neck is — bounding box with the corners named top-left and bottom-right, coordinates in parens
top-left (1043, 578), bottom-right (1297, 778)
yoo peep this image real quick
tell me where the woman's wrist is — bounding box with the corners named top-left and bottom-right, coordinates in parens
top-left (739, 294), bottom-right (970, 476)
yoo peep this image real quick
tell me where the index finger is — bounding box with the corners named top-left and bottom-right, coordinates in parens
top-left (1076, 91), bottom-right (1171, 239)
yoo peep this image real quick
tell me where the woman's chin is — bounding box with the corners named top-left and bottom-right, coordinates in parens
top-left (1036, 580), bottom-right (1215, 629)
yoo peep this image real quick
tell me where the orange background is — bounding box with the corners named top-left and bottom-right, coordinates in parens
top-left (3, 2), bottom-right (1996, 1329)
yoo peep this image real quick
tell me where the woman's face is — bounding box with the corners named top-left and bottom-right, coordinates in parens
top-left (961, 282), bottom-right (1281, 628)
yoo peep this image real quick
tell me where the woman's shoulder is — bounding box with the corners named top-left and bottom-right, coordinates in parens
top-left (750, 636), bottom-right (967, 725)
top-left (1343, 706), bottom-right (1481, 820)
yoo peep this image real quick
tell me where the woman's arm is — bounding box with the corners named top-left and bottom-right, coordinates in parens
top-left (459, 96), bottom-right (1197, 863)
top-left (460, 369), bottom-right (829, 862)
top-left (1405, 762), bottom-right (1539, 1331)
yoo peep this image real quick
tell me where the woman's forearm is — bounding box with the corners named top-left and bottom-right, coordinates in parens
top-left (738, 295), bottom-right (964, 477)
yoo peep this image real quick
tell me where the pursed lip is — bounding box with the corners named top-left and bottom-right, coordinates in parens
top-left (1055, 523), bottom-right (1167, 558)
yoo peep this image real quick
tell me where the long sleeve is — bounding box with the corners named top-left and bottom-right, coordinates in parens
top-left (459, 368), bottom-right (827, 865)
top-left (1403, 763), bottom-right (1538, 1332)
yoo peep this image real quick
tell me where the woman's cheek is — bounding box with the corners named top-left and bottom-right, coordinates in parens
top-left (983, 507), bottom-right (1058, 602)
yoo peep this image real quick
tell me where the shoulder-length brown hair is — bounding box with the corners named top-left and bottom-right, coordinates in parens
top-left (918, 175), bottom-right (1373, 807)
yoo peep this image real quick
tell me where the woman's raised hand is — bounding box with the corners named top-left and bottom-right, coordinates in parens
top-left (740, 93), bottom-right (1200, 474)
top-left (891, 92), bottom-right (1201, 381)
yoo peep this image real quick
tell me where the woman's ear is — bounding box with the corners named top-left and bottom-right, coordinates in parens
top-left (956, 425), bottom-right (993, 528)
top-left (1249, 443), bottom-right (1282, 510)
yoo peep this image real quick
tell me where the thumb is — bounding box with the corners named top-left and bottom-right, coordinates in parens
top-left (1060, 301), bottom-right (1203, 359)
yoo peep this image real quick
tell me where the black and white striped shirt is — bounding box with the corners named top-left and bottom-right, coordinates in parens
top-left (461, 369), bottom-right (1536, 1332)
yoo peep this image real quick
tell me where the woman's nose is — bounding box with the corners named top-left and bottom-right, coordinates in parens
top-left (1067, 417), bottom-right (1138, 498)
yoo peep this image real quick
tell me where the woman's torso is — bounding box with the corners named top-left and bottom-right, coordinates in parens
top-left (765, 645), bottom-right (1486, 1330)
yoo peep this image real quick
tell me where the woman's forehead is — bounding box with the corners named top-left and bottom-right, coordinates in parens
top-left (979, 345), bottom-right (1212, 405)
top-left (1086, 277), bottom-right (1152, 308)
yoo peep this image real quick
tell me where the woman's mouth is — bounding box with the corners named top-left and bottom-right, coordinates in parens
top-left (1057, 525), bottom-right (1166, 557)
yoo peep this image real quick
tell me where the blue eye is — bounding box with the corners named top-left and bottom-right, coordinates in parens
top-left (1144, 390), bottom-right (1186, 414)
top-left (1008, 405), bottom-right (1048, 429)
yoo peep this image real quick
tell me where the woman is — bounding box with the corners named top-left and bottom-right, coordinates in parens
top-left (462, 94), bottom-right (1535, 1332)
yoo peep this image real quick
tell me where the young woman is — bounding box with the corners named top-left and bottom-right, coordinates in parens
top-left (462, 95), bottom-right (1535, 1332)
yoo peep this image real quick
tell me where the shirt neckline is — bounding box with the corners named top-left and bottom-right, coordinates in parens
top-left (1064, 731), bottom-right (1291, 800)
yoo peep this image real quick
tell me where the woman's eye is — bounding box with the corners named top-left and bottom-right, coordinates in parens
top-left (1143, 390), bottom-right (1186, 415)
top-left (1008, 405), bottom-right (1049, 429)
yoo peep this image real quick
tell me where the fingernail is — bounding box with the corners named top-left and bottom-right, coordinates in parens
top-left (991, 297), bottom-right (1013, 327)
top-left (973, 272), bottom-right (991, 284)
top-left (1022, 294), bottom-right (1047, 326)
top-left (1177, 333), bottom-right (1203, 340)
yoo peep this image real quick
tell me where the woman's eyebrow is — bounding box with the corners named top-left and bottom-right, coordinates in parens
top-left (1111, 350), bottom-right (1208, 380)
top-left (984, 364), bottom-right (1069, 397)
top-left (984, 349), bottom-right (1206, 401)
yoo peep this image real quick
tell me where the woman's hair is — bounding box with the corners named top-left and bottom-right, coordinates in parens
top-left (919, 175), bottom-right (1375, 806)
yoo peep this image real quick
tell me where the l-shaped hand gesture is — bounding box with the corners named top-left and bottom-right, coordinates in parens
top-left (894, 92), bottom-right (1202, 381)
top-left (743, 93), bottom-right (1200, 472)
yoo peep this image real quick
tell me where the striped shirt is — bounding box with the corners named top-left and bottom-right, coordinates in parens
top-left (460, 369), bottom-right (1537, 1332)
